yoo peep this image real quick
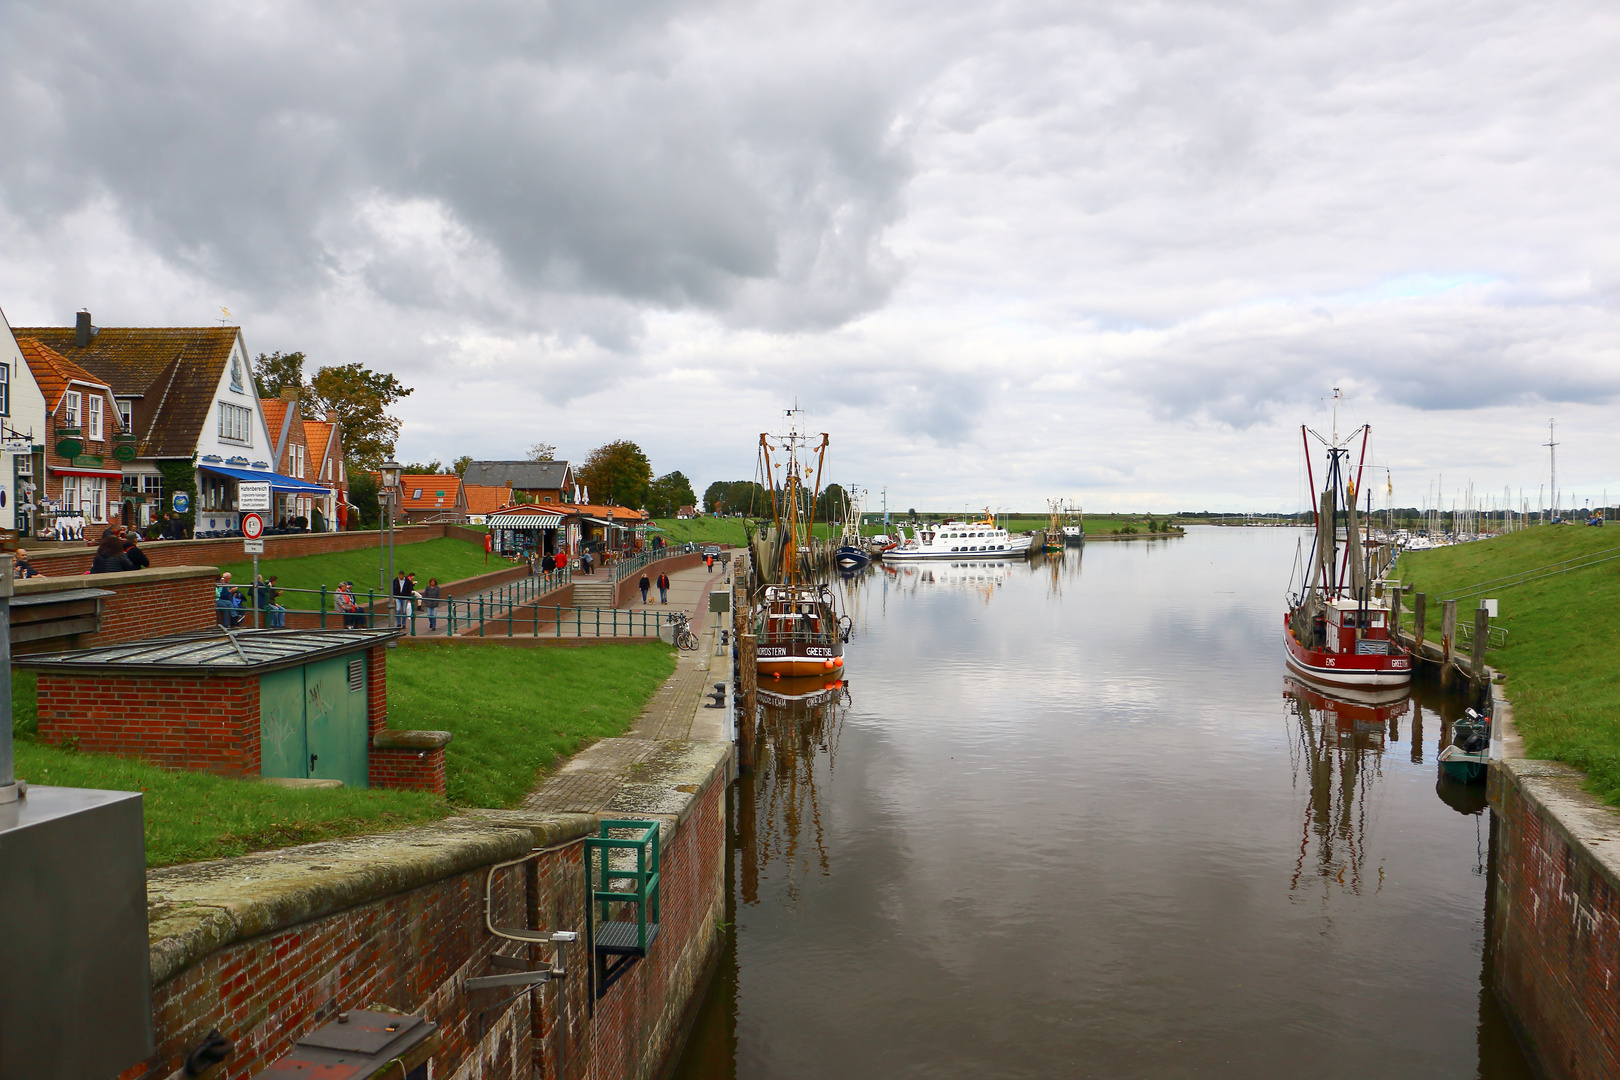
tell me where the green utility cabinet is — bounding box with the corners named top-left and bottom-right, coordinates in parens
top-left (260, 654), bottom-right (370, 787)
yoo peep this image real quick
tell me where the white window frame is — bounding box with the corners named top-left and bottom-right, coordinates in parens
top-left (86, 394), bottom-right (103, 441)
top-left (116, 399), bottom-right (132, 432)
top-left (0, 363), bottom-right (9, 417)
top-left (218, 402), bottom-right (253, 445)
top-left (63, 390), bottom-right (82, 429)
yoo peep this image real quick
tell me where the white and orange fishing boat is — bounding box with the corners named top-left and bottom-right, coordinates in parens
top-left (1284, 398), bottom-right (1412, 693)
top-left (752, 407), bottom-right (850, 679)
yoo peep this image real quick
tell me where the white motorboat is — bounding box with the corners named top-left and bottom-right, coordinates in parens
top-left (883, 514), bottom-right (1032, 560)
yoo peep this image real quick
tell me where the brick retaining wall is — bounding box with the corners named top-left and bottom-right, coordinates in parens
top-left (14, 567), bottom-right (220, 654)
top-left (1489, 691), bottom-right (1620, 1080)
top-left (121, 742), bottom-right (731, 1080)
top-left (30, 524), bottom-right (450, 576)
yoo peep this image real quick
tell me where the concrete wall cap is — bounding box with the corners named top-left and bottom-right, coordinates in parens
top-left (373, 729), bottom-right (454, 750)
top-left (145, 811), bottom-right (597, 985)
top-left (16, 565), bottom-right (223, 593)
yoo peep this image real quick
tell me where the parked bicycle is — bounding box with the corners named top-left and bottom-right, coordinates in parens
top-left (667, 611), bottom-right (700, 651)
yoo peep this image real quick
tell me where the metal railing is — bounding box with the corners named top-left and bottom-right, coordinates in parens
top-left (1456, 619), bottom-right (1510, 651)
top-left (1437, 544), bottom-right (1620, 602)
top-left (610, 543), bottom-right (702, 583)
top-left (218, 568), bottom-right (683, 640)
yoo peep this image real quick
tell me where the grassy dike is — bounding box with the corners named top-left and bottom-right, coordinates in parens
top-left (216, 535), bottom-right (495, 608)
top-left (1397, 525), bottom-right (1620, 805)
top-left (9, 643), bottom-right (677, 866)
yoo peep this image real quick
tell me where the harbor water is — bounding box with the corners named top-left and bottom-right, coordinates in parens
top-left (675, 526), bottom-right (1532, 1079)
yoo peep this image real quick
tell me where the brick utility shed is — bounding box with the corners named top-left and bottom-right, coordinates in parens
top-left (19, 628), bottom-right (450, 793)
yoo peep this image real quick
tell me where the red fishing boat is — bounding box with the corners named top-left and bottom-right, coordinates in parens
top-left (1284, 398), bottom-right (1412, 693)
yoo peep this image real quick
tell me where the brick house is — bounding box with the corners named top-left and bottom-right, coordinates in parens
top-left (15, 337), bottom-right (126, 531)
top-left (303, 412), bottom-right (349, 528)
top-left (460, 459), bottom-right (573, 505)
top-left (14, 312), bottom-right (326, 535)
top-left (260, 388), bottom-right (342, 530)
top-left (463, 483), bottom-right (508, 525)
top-left (396, 475), bottom-right (467, 523)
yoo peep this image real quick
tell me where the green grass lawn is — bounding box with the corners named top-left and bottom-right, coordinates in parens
top-left (217, 536), bottom-right (496, 609)
top-left (1398, 524), bottom-right (1620, 805)
top-left (387, 642), bottom-right (677, 806)
top-left (8, 640), bottom-right (676, 865)
top-left (654, 517), bottom-right (754, 545)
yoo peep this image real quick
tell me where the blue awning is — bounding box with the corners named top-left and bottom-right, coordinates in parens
top-left (200, 463), bottom-right (330, 495)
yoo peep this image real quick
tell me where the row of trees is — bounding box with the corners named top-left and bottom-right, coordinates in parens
top-left (702, 480), bottom-right (853, 523)
top-left (399, 439), bottom-right (698, 517)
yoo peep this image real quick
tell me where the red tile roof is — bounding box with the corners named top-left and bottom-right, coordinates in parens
top-left (15, 338), bottom-right (114, 413)
top-left (399, 475), bottom-right (461, 512)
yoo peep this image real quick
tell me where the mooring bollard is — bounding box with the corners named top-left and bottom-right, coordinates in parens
top-left (738, 630), bottom-right (758, 770)
top-left (1414, 592), bottom-right (1427, 649)
top-left (1472, 606), bottom-right (1489, 683)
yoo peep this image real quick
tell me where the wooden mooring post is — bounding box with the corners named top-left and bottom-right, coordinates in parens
top-left (1413, 592), bottom-right (1427, 649)
top-left (1441, 599), bottom-right (1458, 686)
top-left (1390, 585), bottom-right (1403, 639)
top-left (1472, 605), bottom-right (1489, 685)
top-left (738, 630), bottom-right (758, 771)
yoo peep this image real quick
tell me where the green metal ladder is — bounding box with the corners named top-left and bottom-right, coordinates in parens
top-left (585, 819), bottom-right (661, 998)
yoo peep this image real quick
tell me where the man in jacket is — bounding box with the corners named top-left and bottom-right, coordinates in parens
top-left (123, 533), bottom-right (150, 570)
top-left (391, 570), bottom-right (410, 628)
top-left (657, 571), bottom-right (670, 604)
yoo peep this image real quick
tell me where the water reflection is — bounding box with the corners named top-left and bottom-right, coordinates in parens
top-left (677, 528), bottom-right (1533, 1080)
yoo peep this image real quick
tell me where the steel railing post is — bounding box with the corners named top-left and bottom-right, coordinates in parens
top-left (320, 584), bottom-right (327, 629)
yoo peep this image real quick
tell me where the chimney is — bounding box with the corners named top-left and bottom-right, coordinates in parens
top-left (325, 409), bottom-right (338, 424)
top-left (280, 387), bottom-right (299, 402)
top-left (75, 310), bottom-right (93, 348)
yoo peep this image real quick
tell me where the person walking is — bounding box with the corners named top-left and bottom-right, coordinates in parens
top-left (554, 550), bottom-right (567, 577)
top-left (392, 570), bottom-right (410, 628)
top-left (638, 572), bottom-right (651, 604)
top-left (657, 571), bottom-right (669, 604)
top-left (424, 578), bottom-right (441, 631)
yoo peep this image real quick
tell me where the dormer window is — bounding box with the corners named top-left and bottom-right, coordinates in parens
top-left (413, 487), bottom-right (423, 500)
top-left (63, 390), bottom-right (81, 429)
top-left (86, 394), bottom-right (103, 440)
top-left (116, 399), bottom-right (132, 432)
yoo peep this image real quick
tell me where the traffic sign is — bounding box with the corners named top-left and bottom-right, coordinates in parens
top-left (241, 513), bottom-right (264, 540)
top-left (238, 481), bottom-right (272, 512)
top-left (243, 538), bottom-right (264, 554)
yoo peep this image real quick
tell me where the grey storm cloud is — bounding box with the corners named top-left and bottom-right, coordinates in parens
top-left (0, 0), bottom-right (913, 335)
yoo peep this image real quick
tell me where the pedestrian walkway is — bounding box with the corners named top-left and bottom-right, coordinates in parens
top-left (520, 561), bottom-right (735, 815)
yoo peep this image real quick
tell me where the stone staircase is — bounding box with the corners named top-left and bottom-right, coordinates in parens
top-left (572, 578), bottom-right (616, 608)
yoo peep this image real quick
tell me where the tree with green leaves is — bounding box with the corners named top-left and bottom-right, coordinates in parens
top-left (308, 363), bottom-right (414, 470)
top-left (576, 441), bottom-right (653, 508)
top-left (452, 455), bottom-right (473, 478)
top-left (527, 442), bottom-right (557, 461)
top-left (252, 351), bottom-right (309, 402)
top-left (399, 460), bottom-right (446, 475)
top-left (349, 469), bottom-right (380, 528)
top-left (647, 471), bottom-right (697, 517)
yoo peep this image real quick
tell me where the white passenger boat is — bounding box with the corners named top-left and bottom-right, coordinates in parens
top-left (883, 514), bottom-right (1032, 560)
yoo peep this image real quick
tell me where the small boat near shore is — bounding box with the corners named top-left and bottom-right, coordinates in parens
top-left (883, 513), bottom-right (1033, 561)
top-left (1439, 708), bottom-right (1491, 783)
top-left (1284, 401), bottom-right (1412, 693)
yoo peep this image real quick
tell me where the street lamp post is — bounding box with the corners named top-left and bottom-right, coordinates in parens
top-left (380, 460), bottom-right (402, 615)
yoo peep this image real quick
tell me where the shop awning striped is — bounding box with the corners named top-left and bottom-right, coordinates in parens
top-left (488, 513), bottom-right (563, 529)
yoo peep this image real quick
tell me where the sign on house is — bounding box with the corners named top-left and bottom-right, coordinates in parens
top-left (239, 482), bottom-right (271, 512)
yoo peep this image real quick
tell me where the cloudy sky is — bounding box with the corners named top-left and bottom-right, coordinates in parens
top-left (2, 0), bottom-right (1616, 512)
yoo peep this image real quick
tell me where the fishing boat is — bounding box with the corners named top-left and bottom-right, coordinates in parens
top-left (1061, 500), bottom-right (1086, 544)
top-left (752, 409), bottom-right (851, 678)
top-left (1438, 708), bottom-right (1491, 783)
top-left (834, 489), bottom-right (871, 570)
top-left (883, 512), bottom-right (1033, 561)
top-left (1043, 499), bottom-right (1065, 552)
top-left (1284, 398), bottom-right (1413, 692)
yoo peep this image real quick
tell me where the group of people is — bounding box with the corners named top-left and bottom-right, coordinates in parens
top-left (214, 571), bottom-right (286, 628)
top-left (391, 571), bottom-right (444, 630)
top-left (90, 528), bottom-right (152, 574)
